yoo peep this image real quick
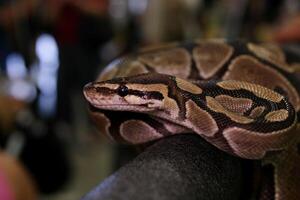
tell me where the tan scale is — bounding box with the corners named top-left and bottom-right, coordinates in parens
top-left (193, 41), bottom-right (233, 79)
top-left (206, 96), bottom-right (254, 124)
top-left (175, 77), bottom-right (202, 94)
top-left (222, 55), bottom-right (300, 110)
top-left (195, 38), bottom-right (227, 44)
top-left (214, 95), bottom-right (253, 113)
top-left (249, 106), bottom-right (265, 119)
top-left (138, 48), bottom-right (191, 79)
top-left (217, 79), bottom-right (283, 103)
top-left (120, 120), bottom-right (163, 144)
top-left (154, 117), bottom-right (189, 134)
top-left (185, 100), bottom-right (219, 136)
top-left (89, 112), bottom-right (112, 140)
top-left (223, 124), bottom-right (296, 159)
top-left (247, 43), bottom-right (296, 73)
top-left (99, 60), bottom-right (149, 81)
top-left (98, 64), bottom-right (119, 81)
top-left (113, 60), bottom-right (148, 78)
top-left (139, 42), bottom-right (179, 53)
top-left (120, 61), bottom-right (149, 77)
top-left (265, 109), bottom-right (289, 122)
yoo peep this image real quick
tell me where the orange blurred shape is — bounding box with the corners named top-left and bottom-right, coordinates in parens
top-left (274, 15), bottom-right (300, 43)
top-left (0, 151), bottom-right (38, 200)
top-left (0, 95), bottom-right (26, 132)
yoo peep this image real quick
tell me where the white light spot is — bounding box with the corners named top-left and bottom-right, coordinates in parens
top-left (8, 80), bottom-right (37, 102)
top-left (109, 0), bottom-right (128, 20)
top-left (5, 53), bottom-right (27, 79)
top-left (128, 0), bottom-right (148, 15)
top-left (35, 33), bottom-right (59, 117)
top-left (37, 73), bottom-right (57, 95)
top-left (35, 33), bottom-right (59, 64)
top-left (38, 93), bottom-right (57, 117)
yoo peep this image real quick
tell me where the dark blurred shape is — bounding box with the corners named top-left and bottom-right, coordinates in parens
top-left (0, 0), bottom-right (38, 68)
top-left (0, 108), bottom-right (71, 194)
top-left (18, 120), bottom-right (71, 194)
top-left (81, 134), bottom-right (244, 200)
top-left (52, 0), bottom-right (113, 124)
top-left (112, 144), bottom-right (138, 170)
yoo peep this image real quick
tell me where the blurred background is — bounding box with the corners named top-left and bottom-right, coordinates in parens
top-left (0, 0), bottom-right (300, 199)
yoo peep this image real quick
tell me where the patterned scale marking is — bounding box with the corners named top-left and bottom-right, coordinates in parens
top-left (84, 40), bottom-right (300, 200)
top-left (85, 73), bottom-right (296, 160)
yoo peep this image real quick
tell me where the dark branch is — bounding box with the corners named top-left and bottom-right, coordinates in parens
top-left (81, 134), bottom-right (244, 200)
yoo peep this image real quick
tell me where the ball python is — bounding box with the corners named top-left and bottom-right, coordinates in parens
top-left (83, 40), bottom-right (300, 200)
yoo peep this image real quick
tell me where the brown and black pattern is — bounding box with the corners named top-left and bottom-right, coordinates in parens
top-left (83, 40), bottom-right (300, 200)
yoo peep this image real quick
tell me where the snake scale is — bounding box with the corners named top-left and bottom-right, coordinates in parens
top-left (83, 40), bottom-right (300, 200)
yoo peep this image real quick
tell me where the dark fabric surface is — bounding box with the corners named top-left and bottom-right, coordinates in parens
top-left (81, 134), bottom-right (244, 200)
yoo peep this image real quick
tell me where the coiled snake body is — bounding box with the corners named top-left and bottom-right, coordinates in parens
top-left (83, 40), bottom-right (300, 200)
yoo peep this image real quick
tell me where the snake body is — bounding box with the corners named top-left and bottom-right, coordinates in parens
top-left (83, 40), bottom-right (300, 200)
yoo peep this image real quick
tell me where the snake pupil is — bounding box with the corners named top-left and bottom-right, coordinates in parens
top-left (118, 85), bottom-right (129, 97)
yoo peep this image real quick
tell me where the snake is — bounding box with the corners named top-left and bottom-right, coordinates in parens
top-left (83, 40), bottom-right (300, 200)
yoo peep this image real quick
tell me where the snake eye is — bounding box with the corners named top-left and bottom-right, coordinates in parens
top-left (117, 85), bottom-right (129, 97)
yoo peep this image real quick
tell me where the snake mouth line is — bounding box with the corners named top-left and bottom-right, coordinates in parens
top-left (88, 103), bottom-right (176, 123)
top-left (87, 103), bottom-right (156, 113)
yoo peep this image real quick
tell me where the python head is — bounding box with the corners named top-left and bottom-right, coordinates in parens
top-left (83, 73), bottom-right (194, 144)
top-left (83, 73), bottom-right (193, 118)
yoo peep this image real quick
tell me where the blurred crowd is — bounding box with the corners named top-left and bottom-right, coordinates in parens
top-left (0, 0), bottom-right (300, 199)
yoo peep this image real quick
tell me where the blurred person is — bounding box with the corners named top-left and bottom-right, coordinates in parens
top-left (42, 0), bottom-right (113, 129)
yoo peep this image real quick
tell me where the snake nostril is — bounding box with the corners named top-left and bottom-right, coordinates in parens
top-left (117, 85), bottom-right (129, 97)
